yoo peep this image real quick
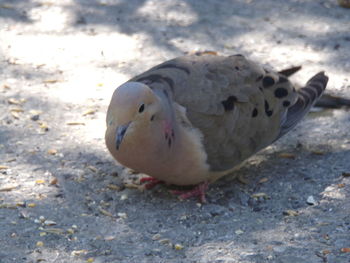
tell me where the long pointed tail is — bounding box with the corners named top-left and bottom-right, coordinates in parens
top-left (315, 93), bottom-right (350, 108)
top-left (278, 72), bottom-right (329, 137)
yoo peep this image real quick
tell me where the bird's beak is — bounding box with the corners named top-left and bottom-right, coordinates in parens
top-left (115, 122), bottom-right (130, 150)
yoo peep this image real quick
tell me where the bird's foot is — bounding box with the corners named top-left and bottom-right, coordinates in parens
top-left (171, 182), bottom-right (209, 203)
top-left (139, 177), bottom-right (164, 189)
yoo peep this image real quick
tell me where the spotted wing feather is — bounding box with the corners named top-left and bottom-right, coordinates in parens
top-left (128, 54), bottom-right (327, 172)
top-left (277, 72), bottom-right (328, 138)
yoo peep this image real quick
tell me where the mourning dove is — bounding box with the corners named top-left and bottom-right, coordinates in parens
top-left (105, 53), bottom-right (328, 202)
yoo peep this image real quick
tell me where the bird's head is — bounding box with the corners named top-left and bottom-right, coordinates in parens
top-left (105, 82), bottom-right (169, 152)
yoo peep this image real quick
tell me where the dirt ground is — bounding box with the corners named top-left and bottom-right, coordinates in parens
top-left (0, 0), bottom-right (350, 262)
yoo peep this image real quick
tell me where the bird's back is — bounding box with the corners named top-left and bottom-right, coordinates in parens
top-left (130, 54), bottom-right (328, 172)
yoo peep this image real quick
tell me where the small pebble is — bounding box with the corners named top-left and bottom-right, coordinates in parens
top-left (107, 184), bottom-right (121, 191)
top-left (235, 229), bottom-right (244, 235)
top-left (104, 235), bottom-right (116, 241)
top-left (16, 202), bottom-right (25, 207)
top-left (174, 243), bottom-right (184, 250)
top-left (36, 241), bottom-right (44, 247)
top-left (67, 228), bottom-right (75, 234)
top-left (251, 193), bottom-right (269, 199)
top-left (283, 210), bottom-right (299, 216)
top-left (322, 249), bottom-right (331, 255)
top-left (30, 114), bottom-right (40, 121)
top-left (152, 234), bottom-right (161, 241)
top-left (71, 250), bottom-right (87, 256)
top-left (50, 177), bottom-right (58, 185)
top-left (35, 179), bottom-right (45, 184)
top-left (259, 177), bottom-right (269, 184)
top-left (120, 194), bottom-right (128, 200)
top-left (159, 239), bottom-right (171, 245)
top-left (99, 207), bottom-right (113, 217)
top-left (44, 220), bottom-right (57, 226)
top-left (47, 149), bottom-right (57, 155)
top-left (117, 212), bottom-right (127, 219)
top-left (11, 111), bottom-right (19, 120)
top-left (306, 195), bottom-right (316, 205)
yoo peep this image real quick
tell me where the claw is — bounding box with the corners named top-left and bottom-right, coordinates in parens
top-left (171, 182), bottom-right (209, 203)
top-left (139, 177), bottom-right (164, 189)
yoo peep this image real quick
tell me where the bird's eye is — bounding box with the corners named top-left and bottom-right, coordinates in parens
top-left (138, 104), bottom-right (145, 113)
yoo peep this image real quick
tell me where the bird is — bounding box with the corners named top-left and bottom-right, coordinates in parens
top-left (105, 53), bottom-right (329, 202)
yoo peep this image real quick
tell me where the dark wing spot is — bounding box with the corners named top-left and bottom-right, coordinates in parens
top-left (221, 96), bottom-right (237, 111)
top-left (274, 88), bottom-right (289, 98)
top-left (252, 108), bottom-right (258, 117)
top-left (262, 76), bottom-right (275, 88)
top-left (283, 100), bottom-right (291, 107)
top-left (150, 115), bottom-right (155, 121)
top-left (265, 100), bottom-right (273, 117)
top-left (229, 54), bottom-right (244, 57)
top-left (235, 66), bottom-right (240, 70)
top-left (266, 110), bottom-right (273, 117)
top-left (265, 100), bottom-right (269, 111)
top-left (155, 63), bottom-right (190, 75)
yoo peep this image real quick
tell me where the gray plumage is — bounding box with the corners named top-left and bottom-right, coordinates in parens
top-left (105, 53), bottom-right (328, 187)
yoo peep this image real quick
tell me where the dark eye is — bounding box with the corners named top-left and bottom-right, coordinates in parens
top-left (138, 104), bottom-right (145, 113)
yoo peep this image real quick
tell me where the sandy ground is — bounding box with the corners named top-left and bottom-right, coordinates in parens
top-left (0, 0), bottom-right (350, 262)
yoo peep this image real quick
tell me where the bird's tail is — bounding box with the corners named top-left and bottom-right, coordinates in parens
top-left (278, 72), bottom-right (329, 137)
top-left (315, 93), bottom-right (350, 108)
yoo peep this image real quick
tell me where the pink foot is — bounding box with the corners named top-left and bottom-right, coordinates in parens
top-left (171, 182), bottom-right (209, 203)
top-left (139, 177), bottom-right (164, 189)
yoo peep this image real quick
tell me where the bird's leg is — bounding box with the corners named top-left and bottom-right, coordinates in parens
top-left (171, 181), bottom-right (209, 203)
top-left (139, 177), bottom-right (164, 189)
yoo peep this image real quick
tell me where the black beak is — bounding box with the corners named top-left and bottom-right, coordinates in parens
top-left (115, 123), bottom-right (130, 150)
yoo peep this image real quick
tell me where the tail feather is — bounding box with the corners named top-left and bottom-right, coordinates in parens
top-left (278, 72), bottom-right (329, 138)
top-left (315, 93), bottom-right (350, 108)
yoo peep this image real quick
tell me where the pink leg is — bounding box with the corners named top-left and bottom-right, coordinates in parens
top-left (171, 182), bottom-right (209, 203)
top-left (139, 177), bottom-right (164, 189)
